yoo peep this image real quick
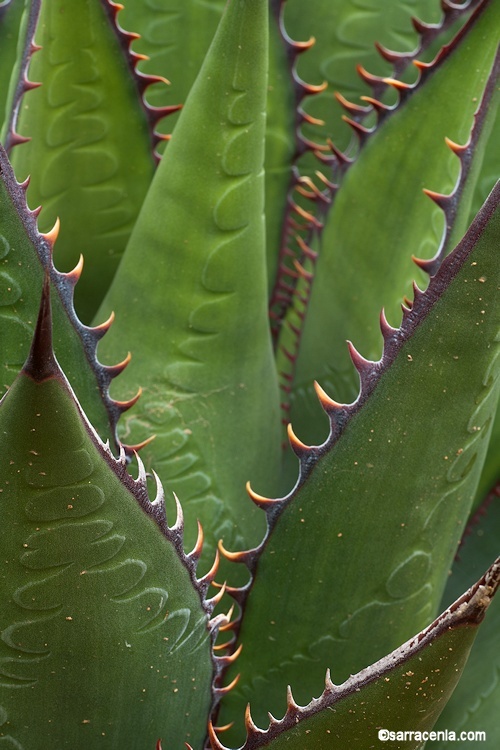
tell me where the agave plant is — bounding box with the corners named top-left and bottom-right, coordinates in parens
top-left (0, 0), bottom-right (499, 747)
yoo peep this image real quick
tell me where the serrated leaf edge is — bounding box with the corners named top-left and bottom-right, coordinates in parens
top-left (208, 555), bottom-right (500, 749)
top-left (220, 180), bottom-right (500, 632)
top-left (273, 0), bottom-right (495, 420)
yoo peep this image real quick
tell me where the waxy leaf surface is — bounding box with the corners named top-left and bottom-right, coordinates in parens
top-left (97, 0), bottom-right (282, 558)
top-left (0, 283), bottom-right (216, 749)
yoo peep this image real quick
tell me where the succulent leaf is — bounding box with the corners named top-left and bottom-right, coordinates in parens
top-left (470, 68), bottom-right (500, 505)
top-left (218, 182), bottom-right (500, 739)
top-left (96, 0), bottom-right (282, 558)
top-left (118, 0), bottom-right (296, 294)
top-left (0, 0), bottom-right (498, 746)
top-left (8, 0), bottom-right (172, 322)
top-left (0, 277), bottom-right (220, 748)
top-left (284, 0), bottom-right (500, 445)
top-left (211, 557), bottom-right (500, 749)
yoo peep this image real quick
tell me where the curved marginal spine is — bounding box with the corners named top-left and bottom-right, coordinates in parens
top-left (332, 0), bottom-right (488, 170)
top-left (271, 0), bottom-right (328, 158)
top-left (54, 282), bottom-right (138, 450)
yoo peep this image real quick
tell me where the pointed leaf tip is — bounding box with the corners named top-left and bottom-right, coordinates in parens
top-left (23, 273), bottom-right (58, 382)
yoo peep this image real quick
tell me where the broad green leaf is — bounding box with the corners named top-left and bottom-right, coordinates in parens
top-left (10, 0), bottom-right (164, 323)
top-left (96, 0), bottom-right (281, 559)
top-left (428, 497), bottom-right (500, 749)
top-left (285, 0), bottom-right (500, 446)
top-left (211, 557), bottom-right (500, 749)
top-left (219, 183), bottom-right (500, 741)
top-left (0, 281), bottom-right (218, 749)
